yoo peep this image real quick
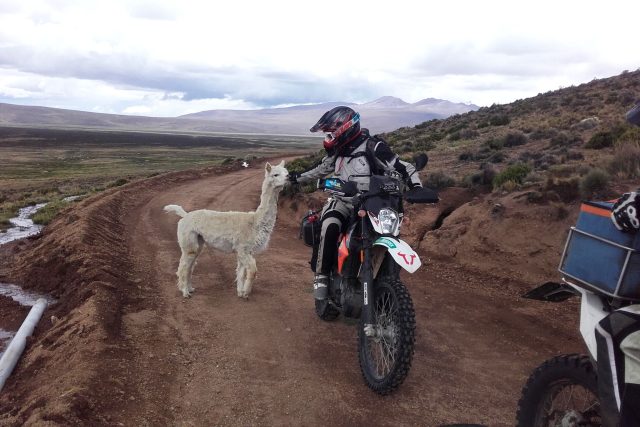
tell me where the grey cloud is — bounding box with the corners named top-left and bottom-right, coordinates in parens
top-left (0, 44), bottom-right (381, 107)
top-left (411, 41), bottom-right (595, 78)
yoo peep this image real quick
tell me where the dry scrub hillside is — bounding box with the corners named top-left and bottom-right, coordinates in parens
top-left (397, 70), bottom-right (640, 282)
top-left (398, 70), bottom-right (640, 281)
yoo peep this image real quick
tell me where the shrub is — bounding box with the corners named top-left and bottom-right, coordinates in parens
top-left (579, 168), bottom-right (610, 198)
top-left (447, 122), bottom-right (468, 134)
top-left (493, 163), bottom-right (531, 189)
top-left (286, 151), bottom-right (325, 174)
top-left (608, 142), bottom-right (640, 178)
top-left (415, 136), bottom-right (437, 151)
top-left (458, 151), bottom-right (474, 161)
top-left (449, 131), bottom-right (462, 141)
top-left (488, 152), bottom-right (506, 163)
top-left (534, 154), bottom-right (559, 170)
top-left (463, 165), bottom-right (496, 188)
top-left (31, 200), bottom-right (70, 225)
top-left (530, 127), bottom-right (558, 141)
top-left (503, 131), bottom-right (528, 147)
top-left (485, 138), bottom-right (504, 150)
top-left (544, 177), bottom-right (580, 202)
top-left (586, 131), bottom-right (615, 149)
top-left (474, 146), bottom-right (493, 160)
top-left (425, 171), bottom-right (456, 189)
top-left (489, 114), bottom-right (510, 126)
top-left (108, 178), bottom-right (129, 188)
top-left (586, 123), bottom-right (629, 149)
top-left (620, 90), bottom-right (636, 106)
top-left (616, 127), bottom-right (640, 146)
top-left (605, 93), bottom-right (619, 104)
top-left (565, 151), bottom-right (585, 161)
top-left (549, 132), bottom-right (571, 147)
top-left (459, 129), bottom-right (480, 139)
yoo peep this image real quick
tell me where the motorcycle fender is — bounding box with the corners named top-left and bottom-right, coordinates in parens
top-left (373, 237), bottom-right (421, 273)
top-left (578, 287), bottom-right (609, 361)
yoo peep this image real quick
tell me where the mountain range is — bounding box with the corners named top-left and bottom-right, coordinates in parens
top-left (0, 97), bottom-right (478, 136)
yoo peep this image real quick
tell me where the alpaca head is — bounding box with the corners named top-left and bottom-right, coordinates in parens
top-left (264, 160), bottom-right (288, 190)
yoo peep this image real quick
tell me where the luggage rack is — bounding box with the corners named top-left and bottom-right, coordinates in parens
top-left (559, 226), bottom-right (636, 300)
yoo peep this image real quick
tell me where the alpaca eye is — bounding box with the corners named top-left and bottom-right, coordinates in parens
top-left (273, 174), bottom-right (279, 177)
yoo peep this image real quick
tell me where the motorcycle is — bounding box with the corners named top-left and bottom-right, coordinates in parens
top-left (299, 154), bottom-right (439, 395)
top-left (516, 200), bottom-right (640, 426)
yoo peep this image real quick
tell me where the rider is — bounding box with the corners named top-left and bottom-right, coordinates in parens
top-left (599, 100), bottom-right (640, 427)
top-left (289, 106), bottom-right (423, 300)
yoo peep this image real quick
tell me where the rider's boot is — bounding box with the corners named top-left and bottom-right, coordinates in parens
top-left (313, 274), bottom-right (328, 300)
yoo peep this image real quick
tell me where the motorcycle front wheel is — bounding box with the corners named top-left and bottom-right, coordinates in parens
top-left (357, 277), bottom-right (416, 395)
top-left (516, 354), bottom-right (601, 427)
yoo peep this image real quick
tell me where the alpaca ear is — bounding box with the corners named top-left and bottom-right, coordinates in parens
top-left (278, 160), bottom-right (285, 167)
top-left (265, 162), bottom-right (272, 173)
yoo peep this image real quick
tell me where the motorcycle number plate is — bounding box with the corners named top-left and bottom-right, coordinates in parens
top-left (373, 237), bottom-right (422, 273)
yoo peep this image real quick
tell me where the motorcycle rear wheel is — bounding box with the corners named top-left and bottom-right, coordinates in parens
top-left (357, 277), bottom-right (415, 395)
top-left (516, 354), bottom-right (601, 427)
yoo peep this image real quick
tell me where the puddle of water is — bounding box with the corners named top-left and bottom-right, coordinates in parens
top-left (0, 283), bottom-right (56, 307)
top-left (0, 203), bottom-right (47, 245)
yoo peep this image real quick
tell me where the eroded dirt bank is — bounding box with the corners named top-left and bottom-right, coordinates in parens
top-left (0, 162), bottom-right (582, 426)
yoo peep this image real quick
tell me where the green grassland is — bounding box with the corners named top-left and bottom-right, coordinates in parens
top-left (0, 126), bottom-right (317, 230)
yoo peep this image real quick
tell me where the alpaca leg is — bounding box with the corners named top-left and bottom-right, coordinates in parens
top-left (186, 236), bottom-right (204, 293)
top-left (176, 230), bottom-right (200, 298)
top-left (236, 256), bottom-right (247, 298)
top-left (241, 255), bottom-right (257, 298)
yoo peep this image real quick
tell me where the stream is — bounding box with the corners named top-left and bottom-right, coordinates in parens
top-left (0, 203), bottom-right (47, 245)
top-left (0, 202), bottom-right (58, 357)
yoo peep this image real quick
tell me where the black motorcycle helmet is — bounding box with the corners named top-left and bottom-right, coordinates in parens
top-left (310, 106), bottom-right (362, 155)
top-left (627, 100), bottom-right (640, 126)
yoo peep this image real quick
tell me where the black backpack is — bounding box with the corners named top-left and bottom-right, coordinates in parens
top-left (343, 134), bottom-right (386, 176)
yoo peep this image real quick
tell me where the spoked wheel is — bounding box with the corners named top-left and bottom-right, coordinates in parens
top-left (357, 277), bottom-right (415, 395)
top-left (516, 354), bottom-right (601, 427)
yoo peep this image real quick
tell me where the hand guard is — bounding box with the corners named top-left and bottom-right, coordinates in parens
top-left (612, 191), bottom-right (640, 233)
top-left (288, 172), bottom-right (300, 184)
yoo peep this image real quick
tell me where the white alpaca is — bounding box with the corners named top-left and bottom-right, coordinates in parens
top-left (164, 161), bottom-right (288, 298)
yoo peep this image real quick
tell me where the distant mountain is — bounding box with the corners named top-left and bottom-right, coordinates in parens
top-left (0, 97), bottom-right (478, 136)
top-left (361, 96), bottom-right (410, 108)
top-left (179, 97), bottom-right (478, 134)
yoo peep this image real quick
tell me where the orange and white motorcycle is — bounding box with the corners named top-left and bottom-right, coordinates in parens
top-left (300, 157), bottom-right (438, 394)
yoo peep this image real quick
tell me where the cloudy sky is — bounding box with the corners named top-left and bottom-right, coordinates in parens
top-left (0, 0), bottom-right (638, 117)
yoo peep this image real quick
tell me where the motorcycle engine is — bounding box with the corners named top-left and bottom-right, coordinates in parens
top-left (340, 279), bottom-right (363, 318)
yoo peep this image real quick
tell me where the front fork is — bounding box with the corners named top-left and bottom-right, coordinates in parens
top-left (360, 217), bottom-right (376, 337)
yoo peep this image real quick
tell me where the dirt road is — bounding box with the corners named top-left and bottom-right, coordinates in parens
top-left (0, 163), bottom-right (582, 426)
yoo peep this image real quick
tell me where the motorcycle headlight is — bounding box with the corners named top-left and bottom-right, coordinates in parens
top-left (378, 208), bottom-right (400, 235)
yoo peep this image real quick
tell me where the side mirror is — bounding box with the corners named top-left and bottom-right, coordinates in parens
top-left (405, 186), bottom-right (439, 204)
top-left (413, 153), bottom-right (428, 171)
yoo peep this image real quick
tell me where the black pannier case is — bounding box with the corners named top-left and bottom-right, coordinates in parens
top-left (300, 211), bottom-right (321, 247)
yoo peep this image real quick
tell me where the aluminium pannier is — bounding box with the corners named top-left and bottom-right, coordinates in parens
top-left (559, 201), bottom-right (640, 301)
